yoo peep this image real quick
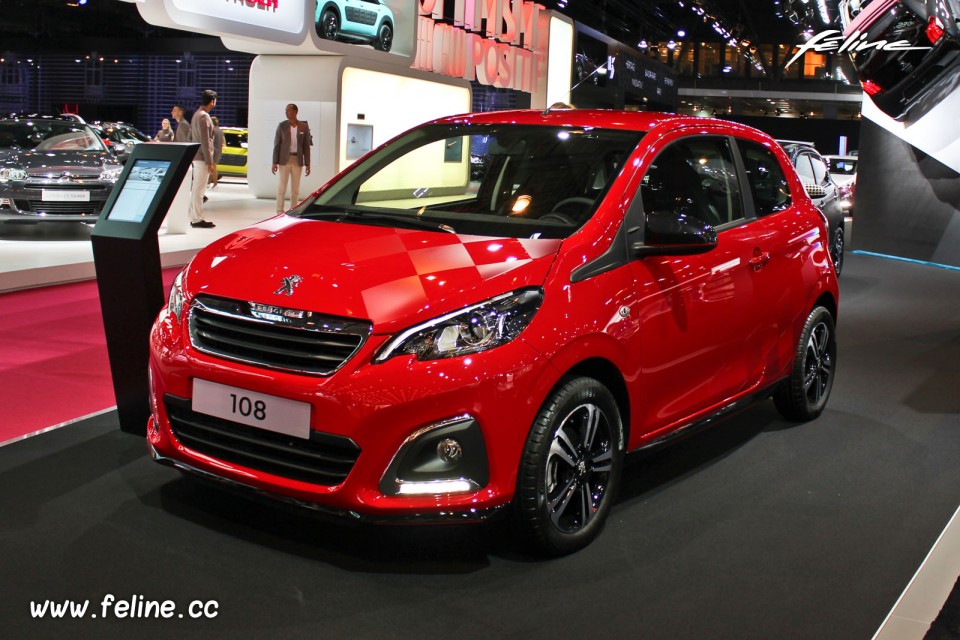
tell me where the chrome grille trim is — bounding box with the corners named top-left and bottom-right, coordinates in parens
top-left (188, 294), bottom-right (372, 376)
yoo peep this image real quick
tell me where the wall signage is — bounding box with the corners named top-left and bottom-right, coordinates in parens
top-left (413, 0), bottom-right (549, 93)
top-left (169, 0), bottom-right (303, 35)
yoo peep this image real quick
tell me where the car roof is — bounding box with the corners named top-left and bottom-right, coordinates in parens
top-left (776, 139), bottom-right (816, 148)
top-left (429, 109), bottom-right (774, 139)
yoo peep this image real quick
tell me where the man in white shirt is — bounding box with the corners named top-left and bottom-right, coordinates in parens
top-left (271, 103), bottom-right (313, 214)
top-left (188, 90), bottom-right (217, 229)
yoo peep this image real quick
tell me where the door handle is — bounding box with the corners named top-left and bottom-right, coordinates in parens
top-left (749, 248), bottom-right (770, 271)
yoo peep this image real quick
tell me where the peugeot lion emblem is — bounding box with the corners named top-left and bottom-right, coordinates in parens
top-left (274, 275), bottom-right (303, 297)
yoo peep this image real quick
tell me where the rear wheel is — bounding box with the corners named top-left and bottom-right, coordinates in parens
top-left (375, 22), bottom-right (393, 51)
top-left (515, 377), bottom-right (624, 556)
top-left (832, 228), bottom-right (844, 276)
top-left (774, 306), bottom-right (837, 421)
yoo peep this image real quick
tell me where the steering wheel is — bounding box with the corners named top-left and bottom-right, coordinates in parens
top-left (547, 196), bottom-right (595, 225)
top-left (539, 212), bottom-right (577, 225)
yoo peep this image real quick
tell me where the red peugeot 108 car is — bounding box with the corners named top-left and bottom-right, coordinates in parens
top-left (148, 110), bottom-right (839, 555)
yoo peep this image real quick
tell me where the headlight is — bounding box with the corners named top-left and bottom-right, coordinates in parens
top-left (0, 167), bottom-right (27, 182)
top-left (168, 270), bottom-right (186, 322)
top-left (100, 166), bottom-right (122, 183)
top-left (375, 288), bottom-right (543, 362)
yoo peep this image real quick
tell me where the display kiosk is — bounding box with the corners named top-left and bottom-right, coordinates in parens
top-left (91, 143), bottom-right (198, 435)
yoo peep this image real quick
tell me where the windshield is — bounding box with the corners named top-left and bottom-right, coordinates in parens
top-left (224, 130), bottom-right (248, 148)
top-left (293, 123), bottom-right (644, 239)
top-left (0, 120), bottom-right (107, 152)
top-left (828, 158), bottom-right (857, 175)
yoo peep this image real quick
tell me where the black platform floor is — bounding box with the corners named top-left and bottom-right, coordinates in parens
top-left (2, 252), bottom-right (960, 640)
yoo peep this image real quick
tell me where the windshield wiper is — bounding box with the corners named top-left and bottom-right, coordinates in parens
top-left (299, 208), bottom-right (456, 234)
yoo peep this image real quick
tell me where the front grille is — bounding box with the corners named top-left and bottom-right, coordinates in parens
top-left (164, 395), bottom-right (360, 486)
top-left (189, 295), bottom-right (372, 376)
top-left (16, 200), bottom-right (103, 215)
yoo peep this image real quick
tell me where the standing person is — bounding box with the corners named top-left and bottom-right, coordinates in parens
top-left (154, 118), bottom-right (175, 142)
top-left (171, 105), bottom-right (192, 142)
top-left (188, 90), bottom-right (217, 229)
top-left (271, 103), bottom-right (312, 214)
top-left (208, 115), bottom-right (224, 190)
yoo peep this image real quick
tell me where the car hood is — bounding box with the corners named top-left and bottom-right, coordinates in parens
top-left (0, 149), bottom-right (115, 174)
top-left (185, 216), bottom-right (562, 332)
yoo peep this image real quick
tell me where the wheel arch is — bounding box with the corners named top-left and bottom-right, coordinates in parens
top-left (814, 291), bottom-right (837, 323)
top-left (319, 2), bottom-right (341, 22)
top-left (558, 358), bottom-right (631, 447)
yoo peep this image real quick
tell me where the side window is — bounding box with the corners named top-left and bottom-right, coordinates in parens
top-left (794, 154), bottom-right (815, 182)
top-left (809, 154), bottom-right (828, 184)
top-left (739, 140), bottom-right (791, 216)
top-left (641, 136), bottom-right (743, 227)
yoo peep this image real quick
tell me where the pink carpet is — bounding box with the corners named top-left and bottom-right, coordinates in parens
top-left (0, 269), bottom-right (178, 444)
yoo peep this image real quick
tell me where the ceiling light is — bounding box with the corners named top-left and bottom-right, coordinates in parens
top-left (677, 30), bottom-right (686, 37)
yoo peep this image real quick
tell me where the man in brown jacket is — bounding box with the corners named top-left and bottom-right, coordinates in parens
top-left (271, 103), bottom-right (312, 214)
top-left (188, 90), bottom-right (217, 228)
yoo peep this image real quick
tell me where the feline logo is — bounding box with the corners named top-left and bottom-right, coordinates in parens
top-left (786, 29), bottom-right (931, 68)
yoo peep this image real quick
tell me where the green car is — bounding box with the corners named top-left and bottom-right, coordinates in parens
top-left (315, 0), bottom-right (394, 52)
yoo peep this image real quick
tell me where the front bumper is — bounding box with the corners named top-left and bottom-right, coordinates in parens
top-left (148, 306), bottom-right (555, 520)
top-left (0, 179), bottom-right (113, 223)
top-left (149, 442), bottom-right (508, 524)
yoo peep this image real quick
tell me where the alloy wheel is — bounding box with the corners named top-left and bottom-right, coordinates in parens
top-left (803, 321), bottom-right (833, 406)
top-left (544, 402), bottom-right (614, 533)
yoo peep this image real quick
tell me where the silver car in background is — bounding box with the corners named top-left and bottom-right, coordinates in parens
top-left (0, 116), bottom-right (122, 224)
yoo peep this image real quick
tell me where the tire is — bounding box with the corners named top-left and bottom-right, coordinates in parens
top-left (319, 8), bottom-right (339, 40)
top-left (375, 22), bottom-right (393, 52)
top-left (831, 228), bottom-right (844, 276)
top-left (515, 377), bottom-right (624, 556)
top-left (774, 306), bottom-right (837, 421)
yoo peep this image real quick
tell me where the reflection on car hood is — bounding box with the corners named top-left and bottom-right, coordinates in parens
top-left (186, 215), bottom-right (562, 331)
top-left (0, 150), bottom-right (115, 175)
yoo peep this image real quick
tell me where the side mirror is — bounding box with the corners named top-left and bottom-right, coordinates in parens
top-left (632, 210), bottom-right (718, 257)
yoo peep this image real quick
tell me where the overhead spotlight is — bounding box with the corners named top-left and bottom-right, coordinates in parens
top-left (678, 30), bottom-right (686, 37)
top-left (667, 40), bottom-right (677, 50)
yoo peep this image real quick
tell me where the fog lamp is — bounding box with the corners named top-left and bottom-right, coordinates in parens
top-left (436, 438), bottom-right (463, 464)
top-left (379, 415), bottom-right (488, 496)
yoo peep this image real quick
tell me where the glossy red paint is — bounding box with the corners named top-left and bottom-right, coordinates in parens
top-left (148, 110), bottom-right (839, 524)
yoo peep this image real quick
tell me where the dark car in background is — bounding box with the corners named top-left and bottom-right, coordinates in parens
top-left (841, 0), bottom-right (960, 120)
top-left (777, 140), bottom-right (846, 275)
top-left (0, 116), bottom-right (122, 224)
top-left (93, 121), bottom-right (152, 163)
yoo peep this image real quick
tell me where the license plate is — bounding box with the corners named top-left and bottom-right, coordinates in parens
top-left (42, 189), bottom-right (90, 202)
top-left (192, 379), bottom-right (311, 439)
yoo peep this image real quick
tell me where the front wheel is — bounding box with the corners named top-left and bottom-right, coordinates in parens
top-left (319, 9), bottom-right (339, 40)
top-left (514, 377), bottom-right (624, 556)
top-left (774, 306), bottom-right (837, 421)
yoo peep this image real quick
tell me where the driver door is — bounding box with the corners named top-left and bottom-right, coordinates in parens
top-left (630, 133), bottom-right (763, 434)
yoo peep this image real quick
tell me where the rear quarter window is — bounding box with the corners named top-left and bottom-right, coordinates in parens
top-left (739, 140), bottom-right (792, 216)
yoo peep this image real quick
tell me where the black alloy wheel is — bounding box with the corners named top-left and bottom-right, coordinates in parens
top-left (774, 306), bottom-right (837, 421)
top-left (515, 377), bottom-right (624, 556)
top-left (832, 228), bottom-right (844, 276)
top-left (376, 22), bottom-right (393, 52)
top-left (320, 9), bottom-right (339, 40)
